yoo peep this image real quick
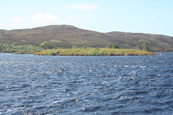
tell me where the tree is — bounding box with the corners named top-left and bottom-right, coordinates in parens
top-left (106, 43), bottom-right (112, 48)
top-left (106, 42), bottom-right (120, 49)
top-left (112, 42), bottom-right (120, 49)
top-left (40, 41), bottom-right (56, 49)
top-left (137, 39), bottom-right (152, 51)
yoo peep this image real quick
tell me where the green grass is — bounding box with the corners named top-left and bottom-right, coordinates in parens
top-left (0, 43), bottom-right (42, 54)
top-left (34, 48), bottom-right (155, 56)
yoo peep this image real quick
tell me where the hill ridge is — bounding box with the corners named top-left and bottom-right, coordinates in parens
top-left (0, 25), bottom-right (173, 51)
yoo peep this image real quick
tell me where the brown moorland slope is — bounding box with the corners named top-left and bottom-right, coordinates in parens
top-left (107, 32), bottom-right (173, 51)
top-left (0, 25), bottom-right (173, 51)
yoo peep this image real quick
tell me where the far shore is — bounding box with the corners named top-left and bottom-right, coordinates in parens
top-left (34, 48), bottom-right (155, 56)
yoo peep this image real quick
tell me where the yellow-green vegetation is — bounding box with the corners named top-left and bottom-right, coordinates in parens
top-left (0, 43), bottom-right (42, 54)
top-left (34, 48), bottom-right (155, 56)
top-left (137, 39), bottom-right (152, 51)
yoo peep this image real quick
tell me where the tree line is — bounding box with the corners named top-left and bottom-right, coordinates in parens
top-left (0, 39), bottom-right (152, 54)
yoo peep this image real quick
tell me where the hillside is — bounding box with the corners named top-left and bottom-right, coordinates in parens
top-left (107, 32), bottom-right (173, 51)
top-left (0, 25), bottom-right (173, 51)
top-left (0, 25), bottom-right (112, 48)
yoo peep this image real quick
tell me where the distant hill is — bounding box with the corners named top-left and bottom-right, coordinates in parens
top-left (0, 25), bottom-right (173, 51)
top-left (106, 32), bottom-right (173, 51)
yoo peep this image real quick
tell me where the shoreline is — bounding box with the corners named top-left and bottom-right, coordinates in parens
top-left (34, 48), bottom-right (155, 56)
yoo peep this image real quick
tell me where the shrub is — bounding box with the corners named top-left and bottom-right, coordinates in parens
top-left (137, 39), bottom-right (152, 51)
top-left (112, 42), bottom-right (120, 49)
top-left (106, 42), bottom-right (120, 49)
top-left (40, 41), bottom-right (56, 49)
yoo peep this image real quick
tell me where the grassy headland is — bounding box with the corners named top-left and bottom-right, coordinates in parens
top-left (34, 48), bottom-right (155, 56)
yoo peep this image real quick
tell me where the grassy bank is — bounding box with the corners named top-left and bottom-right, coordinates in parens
top-left (0, 43), bottom-right (42, 54)
top-left (34, 48), bottom-right (155, 56)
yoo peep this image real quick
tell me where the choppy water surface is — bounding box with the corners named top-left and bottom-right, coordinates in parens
top-left (0, 53), bottom-right (173, 115)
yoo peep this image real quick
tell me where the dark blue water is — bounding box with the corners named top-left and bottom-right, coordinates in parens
top-left (0, 53), bottom-right (173, 115)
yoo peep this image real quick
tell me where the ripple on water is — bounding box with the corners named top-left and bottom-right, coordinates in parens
top-left (0, 53), bottom-right (173, 114)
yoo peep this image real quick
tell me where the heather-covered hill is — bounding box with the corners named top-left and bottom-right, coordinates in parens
top-left (0, 25), bottom-right (173, 51)
top-left (0, 25), bottom-right (112, 48)
top-left (106, 32), bottom-right (173, 51)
